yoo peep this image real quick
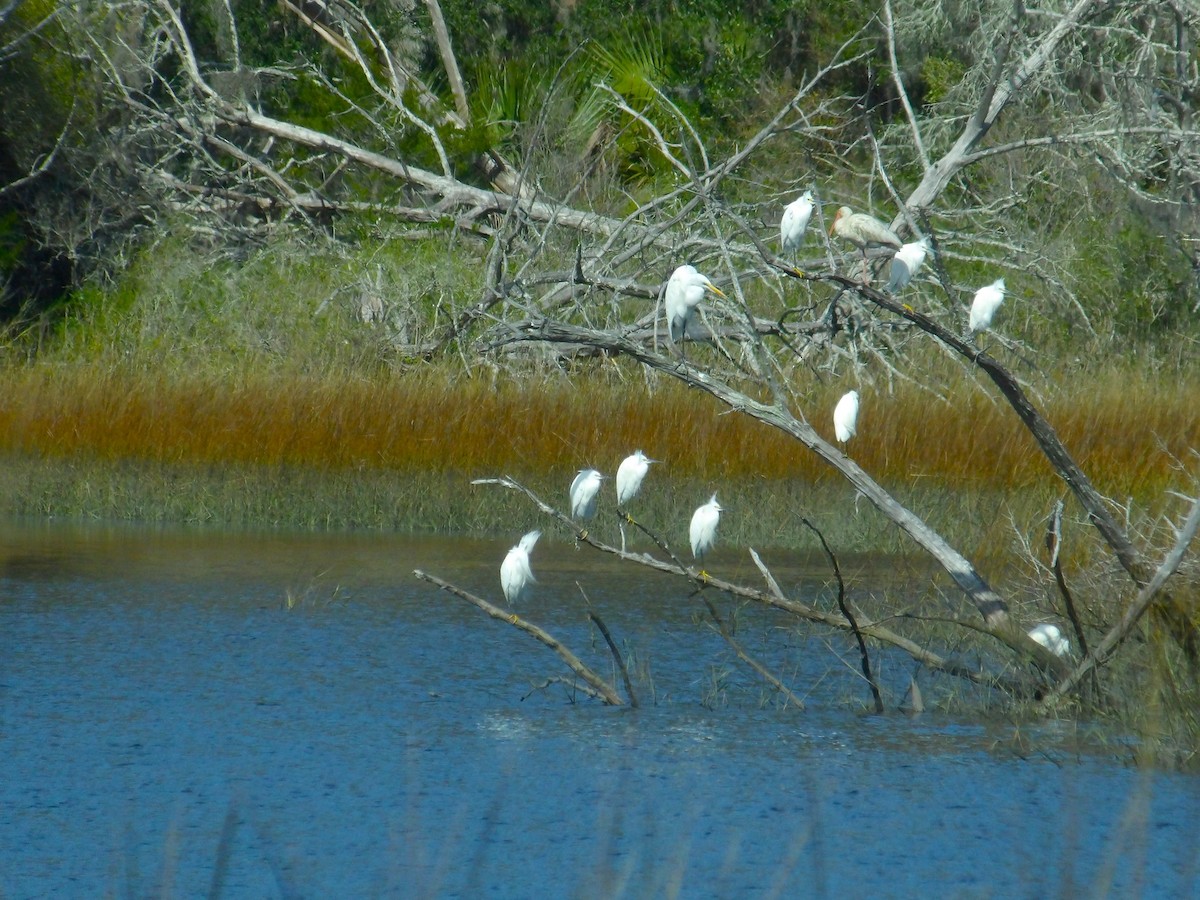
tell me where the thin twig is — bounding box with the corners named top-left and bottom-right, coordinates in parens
top-left (801, 517), bottom-right (885, 714)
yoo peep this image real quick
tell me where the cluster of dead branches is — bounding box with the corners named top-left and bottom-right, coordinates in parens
top-left (6, 1), bottom-right (1199, 711)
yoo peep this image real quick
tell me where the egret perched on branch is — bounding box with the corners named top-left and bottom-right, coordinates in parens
top-left (830, 206), bottom-right (902, 282)
top-left (570, 468), bottom-right (604, 522)
top-left (780, 190), bottom-right (814, 260)
top-left (1028, 623), bottom-right (1071, 657)
top-left (887, 238), bottom-right (930, 294)
top-left (969, 278), bottom-right (1006, 333)
top-left (664, 264), bottom-right (727, 348)
top-left (833, 390), bottom-right (859, 443)
top-left (616, 451), bottom-right (655, 507)
top-left (616, 450), bottom-right (655, 552)
top-left (500, 529), bottom-right (540, 606)
top-left (690, 494), bottom-right (723, 563)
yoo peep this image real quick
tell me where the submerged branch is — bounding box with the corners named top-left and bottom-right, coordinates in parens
top-left (413, 569), bottom-right (624, 706)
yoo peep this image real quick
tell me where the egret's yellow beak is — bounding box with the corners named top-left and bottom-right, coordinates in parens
top-left (707, 284), bottom-right (727, 299)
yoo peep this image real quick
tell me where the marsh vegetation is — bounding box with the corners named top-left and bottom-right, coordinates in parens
top-left (1, 0), bottom-right (1198, 760)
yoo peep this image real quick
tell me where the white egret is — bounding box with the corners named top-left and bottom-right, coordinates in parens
top-left (969, 278), bottom-right (1006, 333)
top-left (616, 450), bottom-right (655, 553)
top-left (780, 190), bottom-right (814, 258)
top-left (830, 206), bottom-right (902, 281)
top-left (1028, 623), bottom-right (1071, 657)
top-left (500, 529), bottom-right (540, 605)
top-left (833, 390), bottom-right (859, 443)
top-left (570, 468), bottom-right (604, 522)
top-left (887, 238), bottom-right (930, 293)
top-left (664, 264), bottom-right (727, 347)
top-left (616, 450), bottom-right (655, 507)
top-left (690, 494), bottom-right (723, 562)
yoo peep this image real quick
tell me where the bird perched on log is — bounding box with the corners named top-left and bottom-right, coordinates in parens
top-left (830, 206), bottom-right (902, 282)
top-left (500, 529), bottom-right (540, 605)
top-left (780, 190), bottom-right (814, 261)
top-left (833, 390), bottom-right (860, 443)
top-left (887, 238), bottom-right (930, 294)
top-left (969, 278), bottom-right (1006, 333)
top-left (664, 264), bottom-right (726, 347)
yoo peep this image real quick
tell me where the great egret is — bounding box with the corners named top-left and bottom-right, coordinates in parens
top-left (833, 390), bottom-right (859, 443)
top-left (664, 264), bottom-right (727, 347)
top-left (830, 206), bottom-right (902, 281)
top-left (500, 529), bottom-right (540, 605)
top-left (887, 238), bottom-right (930, 293)
top-left (1028, 623), bottom-right (1071, 657)
top-left (780, 191), bottom-right (814, 258)
top-left (570, 468), bottom-right (604, 521)
top-left (690, 494), bottom-right (722, 561)
top-left (969, 278), bottom-right (1006, 332)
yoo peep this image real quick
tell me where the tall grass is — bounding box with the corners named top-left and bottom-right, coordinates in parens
top-left (1, 362), bottom-right (1194, 492)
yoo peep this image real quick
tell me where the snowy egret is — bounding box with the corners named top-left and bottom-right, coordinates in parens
top-left (664, 264), bottom-right (727, 346)
top-left (690, 494), bottom-right (723, 561)
top-left (570, 468), bottom-right (604, 521)
top-left (616, 450), bottom-right (655, 552)
top-left (616, 451), bottom-right (655, 507)
top-left (887, 238), bottom-right (930, 293)
top-left (500, 529), bottom-right (540, 605)
top-left (830, 206), bottom-right (902, 281)
top-left (1028, 623), bottom-right (1071, 657)
top-left (780, 191), bottom-right (814, 258)
top-left (833, 390), bottom-right (859, 443)
top-left (969, 278), bottom-right (1006, 332)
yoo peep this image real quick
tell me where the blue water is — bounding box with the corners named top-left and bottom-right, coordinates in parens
top-left (1, 520), bottom-right (1197, 897)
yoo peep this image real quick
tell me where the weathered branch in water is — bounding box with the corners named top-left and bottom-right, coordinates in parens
top-left (413, 569), bottom-right (624, 706)
top-left (483, 323), bottom-right (1013, 632)
top-left (789, 267), bottom-right (1199, 660)
top-left (1038, 496), bottom-right (1200, 711)
top-left (475, 477), bottom-right (1023, 692)
top-left (801, 518), bottom-right (884, 714)
top-left (700, 596), bottom-right (806, 710)
top-left (587, 609), bottom-right (638, 709)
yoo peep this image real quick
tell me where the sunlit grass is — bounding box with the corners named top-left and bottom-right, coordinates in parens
top-left (0, 362), bottom-right (1194, 493)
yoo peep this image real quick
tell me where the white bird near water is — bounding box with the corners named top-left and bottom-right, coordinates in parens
top-left (887, 238), bottom-right (930, 293)
top-left (830, 206), bottom-right (902, 281)
top-left (616, 450), bottom-right (655, 507)
top-left (616, 450), bottom-right (656, 552)
top-left (570, 468), bottom-right (604, 522)
top-left (1028, 623), bottom-right (1071, 657)
top-left (500, 529), bottom-right (540, 605)
top-left (780, 190), bottom-right (814, 258)
top-left (969, 278), bottom-right (1006, 333)
top-left (690, 494), bottom-right (723, 562)
top-left (833, 390), bottom-right (860, 443)
top-left (664, 264), bottom-right (727, 346)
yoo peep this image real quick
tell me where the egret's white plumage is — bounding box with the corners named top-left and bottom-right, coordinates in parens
top-left (887, 238), bottom-right (930, 293)
top-left (664, 264), bottom-right (727, 344)
top-left (616, 450), bottom-right (655, 507)
top-left (1028, 623), bottom-right (1071, 657)
top-left (969, 278), bottom-right (1006, 332)
top-left (690, 494), bottom-right (723, 560)
top-left (570, 468), bottom-right (604, 521)
top-left (500, 529), bottom-right (540, 605)
top-left (833, 390), bottom-right (859, 443)
top-left (780, 191), bottom-right (814, 255)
